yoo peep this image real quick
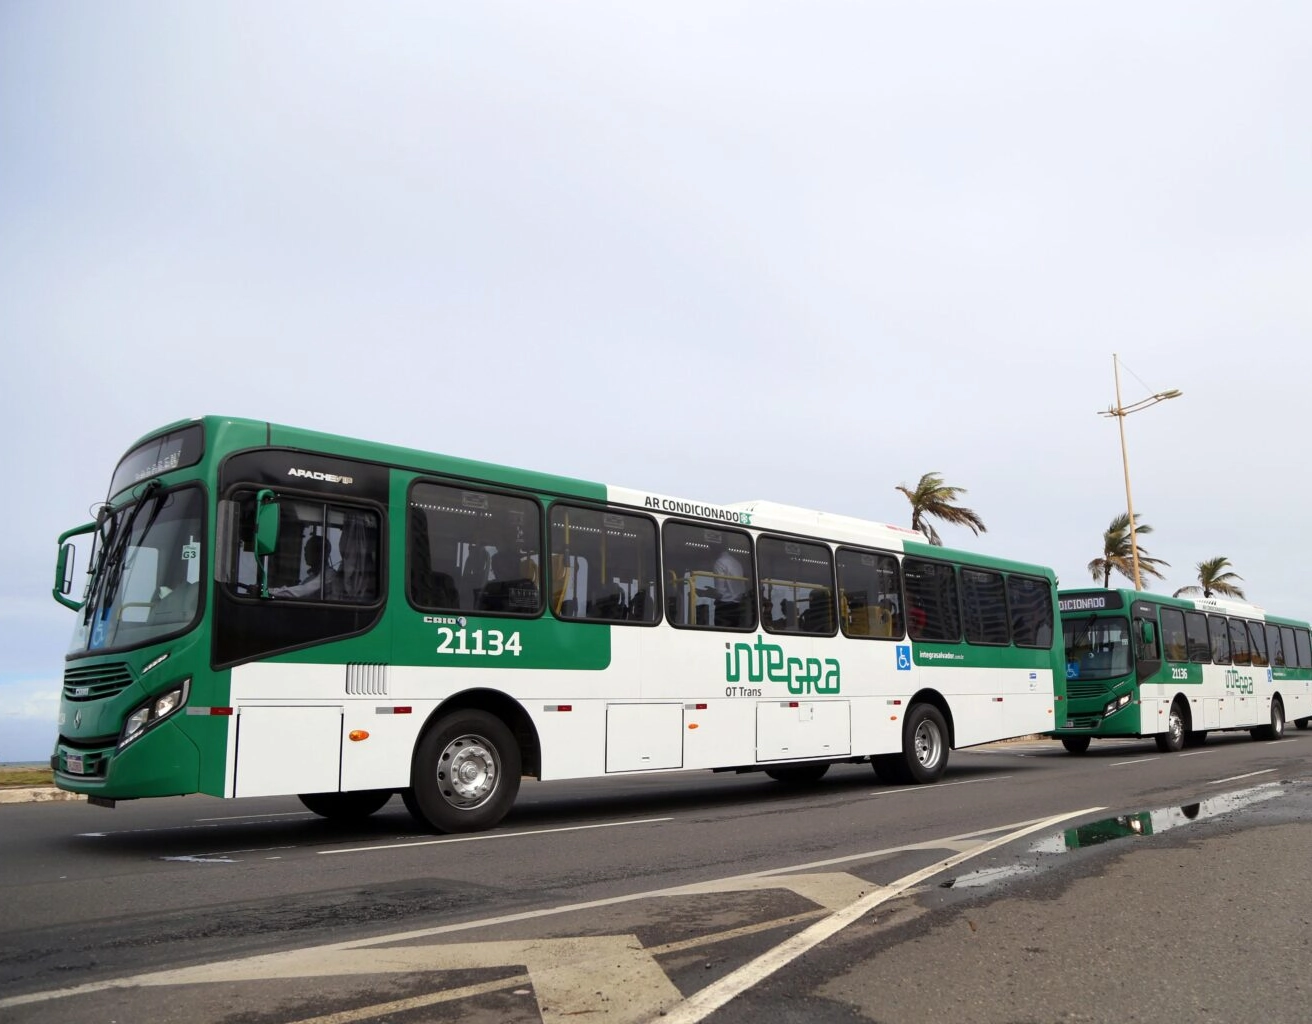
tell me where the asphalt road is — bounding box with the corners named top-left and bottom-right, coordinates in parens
top-left (2, 728), bottom-right (1310, 1023)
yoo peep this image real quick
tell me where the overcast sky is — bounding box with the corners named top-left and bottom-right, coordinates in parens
top-left (3, 3), bottom-right (1310, 762)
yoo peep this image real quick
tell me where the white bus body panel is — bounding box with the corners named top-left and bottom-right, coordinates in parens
top-left (605, 703), bottom-right (683, 772)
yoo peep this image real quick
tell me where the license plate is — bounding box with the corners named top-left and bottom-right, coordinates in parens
top-left (66, 754), bottom-right (84, 775)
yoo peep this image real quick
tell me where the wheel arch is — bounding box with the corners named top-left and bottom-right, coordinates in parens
top-left (909, 688), bottom-right (955, 748)
top-left (417, 688), bottom-right (542, 778)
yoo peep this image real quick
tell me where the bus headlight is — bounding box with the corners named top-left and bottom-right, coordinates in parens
top-left (1103, 692), bottom-right (1132, 717)
top-left (119, 679), bottom-right (190, 749)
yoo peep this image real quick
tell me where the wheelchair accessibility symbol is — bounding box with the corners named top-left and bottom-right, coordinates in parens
top-left (896, 645), bottom-right (912, 671)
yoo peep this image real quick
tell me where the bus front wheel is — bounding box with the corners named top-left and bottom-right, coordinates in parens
top-left (410, 710), bottom-right (521, 833)
top-left (1060, 736), bottom-right (1091, 755)
top-left (1154, 701), bottom-right (1186, 753)
top-left (298, 789), bottom-right (393, 821)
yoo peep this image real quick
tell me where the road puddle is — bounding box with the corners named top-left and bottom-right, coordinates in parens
top-left (940, 782), bottom-right (1285, 889)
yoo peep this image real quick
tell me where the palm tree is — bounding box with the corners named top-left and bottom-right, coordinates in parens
top-left (1087, 512), bottom-right (1170, 588)
top-left (1173, 557), bottom-right (1245, 600)
top-left (895, 472), bottom-right (986, 547)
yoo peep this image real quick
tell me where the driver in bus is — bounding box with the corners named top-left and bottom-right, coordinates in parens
top-left (273, 533), bottom-right (339, 599)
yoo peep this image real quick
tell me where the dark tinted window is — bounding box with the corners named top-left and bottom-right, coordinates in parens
top-left (1207, 615), bottom-right (1231, 664)
top-left (758, 536), bottom-right (835, 635)
top-left (408, 482), bottom-right (541, 615)
top-left (1008, 576), bottom-right (1054, 648)
top-left (836, 548), bottom-right (903, 640)
top-left (548, 505), bottom-right (659, 623)
top-left (903, 559), bottom-right (960, 642)
top-left (1296, 629), bottom-right (1312, 669)
top-left (1229, 618), bottom-right (1251, 665)
top-left (1267, 624), bottom-right (1287, 667)
top-left (662, 522), bottom-right (755, 630)
top-left (1159, 608), bottom-right (1187, 662)
top-left (1185, 611), bottom-right (1211, 663)
top-left (961, 568), bottom-right (1010, 645)
top-left (1248, 621), bottom-right (1269, 667)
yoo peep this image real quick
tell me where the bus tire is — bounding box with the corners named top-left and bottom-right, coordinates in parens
top-left (1295, 717), bottom-right (1310, 731)
top-left (1253, 699), bottom-right (1285, 742)
top-left (871, 754), bottom-right (907, 785)
top-left (1154, 701), bottom-right (1186, 753)
top-left (298, 789), bottom-right (393, 821)
top-left (901, 704), bottom-right (950, 784)
top-left (765, 762), bottom-right (830, 784)
top-left (1060, 736), bottom-right (1091, 755)
top-left (410, 710), bottom-right (521, 833)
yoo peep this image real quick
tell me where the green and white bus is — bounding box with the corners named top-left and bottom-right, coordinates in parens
top-left (1053, 588), bottom-right (1312, 754)
top-left (51, 416), bottom-right (1063, 832)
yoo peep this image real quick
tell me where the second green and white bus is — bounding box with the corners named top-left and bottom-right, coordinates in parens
top-left (1053, 588), bottom-right (1312, 753)
top-left (51, 416), bottom-right (1064, 832)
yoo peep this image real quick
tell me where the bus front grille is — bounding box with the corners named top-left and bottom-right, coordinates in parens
top-left (63, 663), bottom-right (135, 702)
top-left (1066, 680), bottom-right (1110, 701)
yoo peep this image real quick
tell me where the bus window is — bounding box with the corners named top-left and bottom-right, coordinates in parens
top-left (1159, 608), bottom-right (1188, 662)
top-left (1228, 618), bottom-right (1251, 665)
top-left (234, 494), bottom-right (380, 605)
top-left (1266, 624), bottom-right (1287, 667)
top-left (1207, 615), bottom-right (1231, 664)
top-left (1184, 611), bottom-right (1211, 663)
top-left (836, 548), bottom-right (903, 639)
top-left (1296, 629), bottom-right (1312, 668)
top-left (662, 522), bottom-right (755, 630)
top-left (1247, 621), bottom-right (1269, 667)
top-left (1008, 575), bottom-right (1054, 648)
top-left (757, 536), bottom-right (835, 635)
top-left (408, 482), bottom-right (541, 616)
top-left (548, 504), bottom-right (659, 624)
top-left (902, 558), bottom-right (960, 643)
top-left (961, 568), bottom-right (1009, 645)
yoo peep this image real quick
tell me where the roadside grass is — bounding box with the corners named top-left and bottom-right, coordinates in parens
top-left (0, 767), bottom-right (54, 788)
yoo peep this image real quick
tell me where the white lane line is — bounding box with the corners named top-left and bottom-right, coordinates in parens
top-left (1207, 768), bottom-right (1277, 785)
top-left (320, 817), bottom-right (673, 855)
top-left (650, 805), bottom-right (1104, 1024)
top-left (161, 846), bottom-right (298, 863)
top-left (869, 776), bottom-right (1011, 797)
top-left (1178, 750), bottom-right (1216, 757)
top-left (1111, 757), bottom-right (1158, 767)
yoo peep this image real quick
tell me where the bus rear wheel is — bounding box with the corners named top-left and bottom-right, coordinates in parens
top-left (765, 762), bottom-right (830, 784)
top-left (1154, 701), bottom-right (1186, 752)
top-left (1060, 736), bottom-right (1091, 755)
top-left (1252, 699), bottom-right (1285, 742)
top-left (298, 789), bottom-right (393, 821)
top-left (410, 710), bottom-right (521, 833)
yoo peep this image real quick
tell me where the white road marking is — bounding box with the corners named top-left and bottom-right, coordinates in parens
top-left (319, 816), bottom-right (673, 855)
top-left (195, 811), bottom-right (317, 822)
top-left (1207, 768), bottom-right (1277, 785)
top-left (651, 806), bottom-right (1103, 1024)
top-left (0, 811), bottom-right (1103, 1018)
top-left (1111, 757), bottom-right (1158, 767)
top-left (869, 776), bottom-right (1010, 797)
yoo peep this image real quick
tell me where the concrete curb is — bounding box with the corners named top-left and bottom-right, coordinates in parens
top-left (0, 787), bottom-right (85, 804)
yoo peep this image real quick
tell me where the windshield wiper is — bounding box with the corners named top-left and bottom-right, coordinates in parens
top-left (86, 481), bottom-right (164, 628)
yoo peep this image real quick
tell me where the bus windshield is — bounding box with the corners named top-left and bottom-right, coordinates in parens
top-left (1062, 614), bottom-right (1132, 682)
top-left (69, 486), bottom-right (205, 654)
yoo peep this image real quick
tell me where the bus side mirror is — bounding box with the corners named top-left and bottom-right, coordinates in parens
top-left (255, 490), bottom-right (280, 558)
top-left (53, 520), bottom-right (96, 611)
top-left (54, 543), bottom-right (79, 610)
top-left (1140, 621), bottom-right (1156, 647)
